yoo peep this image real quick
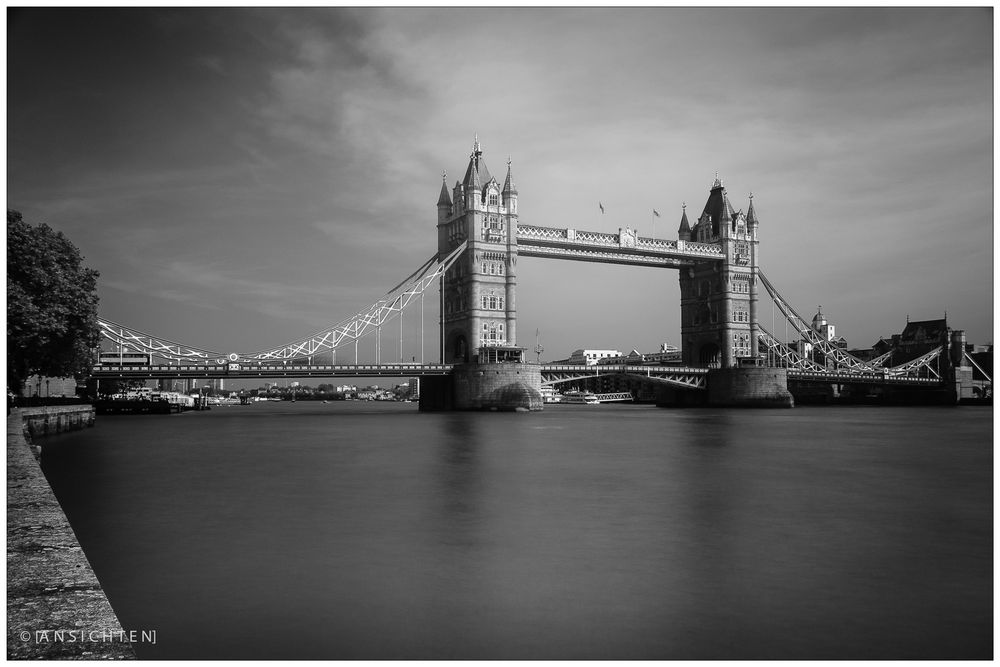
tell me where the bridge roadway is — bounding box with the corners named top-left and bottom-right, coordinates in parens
top-left (90, 362), bottom-right (941, 388)
top-left (91, 362), bottom-right (456, 380)
top-left (786, 369), bottom-right (942, 386)
top-left (89, 362), bottom-right (710, 383)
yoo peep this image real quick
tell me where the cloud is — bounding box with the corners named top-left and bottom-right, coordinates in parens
top-left (8, 7), bottom-right (993, 355)
top-left (195, 55), bottom-right (228, 76)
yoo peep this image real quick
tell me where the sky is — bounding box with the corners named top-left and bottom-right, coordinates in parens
top-left (6, 6), bottom-right (994, 368)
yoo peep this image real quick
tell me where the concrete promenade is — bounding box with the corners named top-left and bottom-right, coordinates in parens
top-left (7, 407), bottom-right (135, 659)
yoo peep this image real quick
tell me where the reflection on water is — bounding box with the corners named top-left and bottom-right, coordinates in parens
top-left (39, 402), bottom-right (992, 659)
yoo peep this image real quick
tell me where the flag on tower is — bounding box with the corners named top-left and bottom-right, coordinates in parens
top-left (599, 202), bottom-right (605, 214)
top-left (653, 209), bottom-right (660, 217)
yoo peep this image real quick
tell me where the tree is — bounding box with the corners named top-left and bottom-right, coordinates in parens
top-left (7, 210), bottom-right (100, 394)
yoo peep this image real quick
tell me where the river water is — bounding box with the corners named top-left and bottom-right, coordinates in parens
top-left (39, 401), bottom-right (992, 660)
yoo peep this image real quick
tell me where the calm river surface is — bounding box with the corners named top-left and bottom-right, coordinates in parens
top-left (40, 401), bottom-right (992, 659)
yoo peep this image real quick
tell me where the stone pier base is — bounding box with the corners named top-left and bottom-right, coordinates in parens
top-left (420, 364), bottom-right (543, 411)
top-left (707, 367), bottom-right (794, 408)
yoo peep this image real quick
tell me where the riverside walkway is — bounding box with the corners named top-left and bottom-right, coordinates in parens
top-left (6, 407), bottom-right (135, 659)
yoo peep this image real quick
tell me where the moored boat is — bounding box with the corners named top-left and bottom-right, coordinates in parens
top-left (561, 391), bottom-right (600, 405)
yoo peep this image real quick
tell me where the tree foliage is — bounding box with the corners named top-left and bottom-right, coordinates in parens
top-left (7, 210), bottom-right (100, 393)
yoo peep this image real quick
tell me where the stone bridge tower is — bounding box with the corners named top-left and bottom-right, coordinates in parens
top-left (677, 177), bottom-right (761, 368)
top-left (436, 137), bottom-right (519, 363)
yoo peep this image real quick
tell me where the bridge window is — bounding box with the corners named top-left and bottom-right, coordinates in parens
top-left (733, 332), bottom-right (751, 358)
top-left (489, 193), bottom-right (499, 206)
top-left (480, 321), bottom-right (506, 346)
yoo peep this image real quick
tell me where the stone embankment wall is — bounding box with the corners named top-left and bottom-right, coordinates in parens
top-left (7, 407), bottom-right (135, 659)
top-left (19, 405), bottom-right (96, 442)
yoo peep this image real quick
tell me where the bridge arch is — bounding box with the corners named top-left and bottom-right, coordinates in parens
top-left (698, 342), bottom-right (721, 367)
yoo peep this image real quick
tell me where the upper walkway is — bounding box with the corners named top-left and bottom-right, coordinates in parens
top-left (516, 224), bottom-right (724, 267)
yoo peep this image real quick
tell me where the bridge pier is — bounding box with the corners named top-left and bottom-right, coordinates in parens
top-left (706, 367), bottom-right (794, 408)
top-left (420, 358), bottom-right (543, 412)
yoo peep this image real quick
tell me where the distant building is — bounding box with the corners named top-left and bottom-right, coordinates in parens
top-left (19, 375), bottom-right (79, 398)
top-left (600, 349), bottom-right (645, 365)
top-left (894, 318), bottom-right (948, 358)
top-left (870, 337), bottom-right (896, 358)
top-left (859, 317), bottom-right (983, 375)
top-left (787, 308), bottom-right (847, 367)
top-left (598, 344), bottom-right (682, 366)
top-left (644, 343), bottom-right (682, 365)
top-left (568, 349), bottom-right (622, 365)
top-left (811, 307), bottom-right (847, 349)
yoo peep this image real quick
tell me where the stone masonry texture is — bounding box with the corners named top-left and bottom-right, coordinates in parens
top-left (7, 408), bottom-right (136, 659)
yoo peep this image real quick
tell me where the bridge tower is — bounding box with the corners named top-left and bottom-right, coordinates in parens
top-left (677, 177), bottom-right (760, 368)
top-left (437, 136), bottom-right (519, 363)
top-left (425, 137), bottom-right (541, 411)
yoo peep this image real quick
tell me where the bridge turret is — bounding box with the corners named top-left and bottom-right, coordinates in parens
top-left (437, 172), bottom-right (453, 223)
top-left (679, 176), bottom-right (759, 368)
top-left (462, 135), bottom-right (491, 211)
top-left (718, 195), bottom-right (733, 240)
top-left (677, 203), bottom-right (691, 241)
top-left (452, 181), bottom-right (464, 214)
top-left (439, 137), bottom-right (520, 363)
top-left (502, 157), bottom-right (518, 215)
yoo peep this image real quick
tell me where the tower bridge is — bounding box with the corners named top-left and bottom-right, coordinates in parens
top-left (91, 137), bottom-right (978, 409)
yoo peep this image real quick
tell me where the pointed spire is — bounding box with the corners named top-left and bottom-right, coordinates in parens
top-left (713, 171), bottom-right (722, 188)
top-left (437, 170), bottom-right (452, 207)
top-left (462, 133), bottom-right (491, 191)
top-left (502, 156), bottom-right (517, 196)
top-left (746, 191), bottom-right (758, 226)
top-left (678, 202), bottom-right (691, 240)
